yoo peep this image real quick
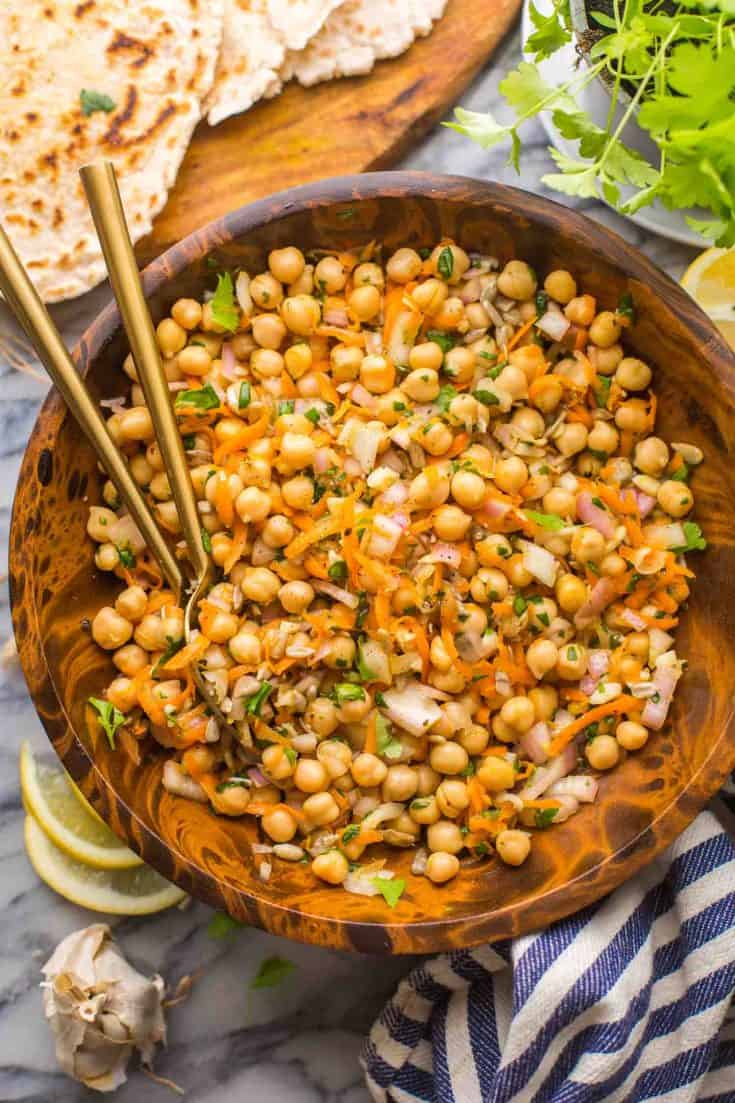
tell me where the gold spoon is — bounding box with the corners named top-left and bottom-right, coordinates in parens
top-left (0, 223), bottom-right (182, 594)
top-left (79, 161), bottom-right (242, 745)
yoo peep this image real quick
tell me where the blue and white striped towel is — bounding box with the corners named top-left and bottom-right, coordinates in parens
top-left (363, 780), bottom-right (735, 1103)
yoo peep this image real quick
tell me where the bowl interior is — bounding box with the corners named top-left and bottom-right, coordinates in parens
top-left (11, 174), bottom-right (735, 953)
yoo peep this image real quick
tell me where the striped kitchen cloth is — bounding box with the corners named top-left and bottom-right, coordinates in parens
top-left (363, 779), bottom-right (735, 1103)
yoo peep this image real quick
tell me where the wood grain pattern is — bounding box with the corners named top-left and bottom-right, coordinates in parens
top-left (136, 0), bottom-right (521, 262)
top-left (11, 175), bottom-right (735, 954)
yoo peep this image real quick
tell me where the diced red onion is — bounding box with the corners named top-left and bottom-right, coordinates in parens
top-left (629, 681), bottom-right (657, 699)
top-left (537, 309), bottom-right (571, 342)
top-left (484, 497), bottom-right (513, 521)
top-left (313, 447), bottom-right (330, 474)
top-left (421, 542), bottom-right (462, 568)
top-left (364, 331), bottom-right (383, 356)
top-left (520, 744), bottom-right (577, 800)
top-left (588, 649), bottom-right (611, 678)
top-left (220, 342), bottom-right (236, 379)
top-left (368, 514), bottom-right (405, 559)
top-left (324, 307), bottom-right (350, 327)
top-left (350, 383), bottom-right (378, 411)
top-left (548, 795), bottom-right (580, 823)
top-left (344, 457), bottom-right (362, 477)
top-left (620, 608), bottom-right (647, 631)
top-left (459, 277), bottom-right (482, 304)
top-left (380, 481), bottom-right (409, 507)
top-left (633, 489), bottom-right (656, 518)
top-left (577, 492), bottom-right (615, 538)
top-left (580, 674), bottom-right (599, 697)
top-left (168, 380), bottom-right (190, 391)
top-left (643, 522), bottom-right (687, 550)
top-left (521, 541), bottom-right (558, 586)
top-left (494, 670), bottom-right (513, 697)
top-left (411, 848), bottom-right (429, 876)
top-left (574, 577), bottom-right (617, 629)
top-left (589, 681), bottom-right (622, 705)
top-left (248, 767), bottom-right (269, 788)
top-left (520, 721), bottom-right (550, 765)
top-left (548, 775), bottom-right (598, 804)
top-left (649, 627), bottom-right (674, 660)
top-left (312, 580), bottom-right (359, 608)
top-left (641, 664), bottom-right (681, 730)
top-left (251, 843), bottom-right (273, 855)
top-left (100, 396), bottom-right (127, 413)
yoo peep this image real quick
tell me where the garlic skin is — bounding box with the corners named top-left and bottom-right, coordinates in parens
top-left (41, 924), bottom-right (166, 1093)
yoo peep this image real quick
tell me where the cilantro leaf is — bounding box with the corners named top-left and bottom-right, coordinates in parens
top-left (331, 683), bottom-right (366, 704)
top-left (437, 384), bottom-right (458, 412)
top-left (376, 714), bottom-right (402, 760)
top-left (250, 956), bottom-right (296, 989)
top-left (207, 913), bottom-right (245, 939)
top-left (525, 0), bottom-right (572, 61)
top-left (244, 682), bottom-right (273, 715)
top-left (437, 246), bottom-right (454, 280)
top-left (328, 560), bottom-right (348, 581)
top-left (80, 89), bottom-right (116, 116)
top-left (238, 382), bottom-right (252, 408)
top-left (674, 522), bottom-right (707, 553)
top-left (175, 383), bottom-right (221, 411)
top-left (88, 697), bottom-right (125, 749)
top-left (426, 330), bottom-right (457, 355)
top-left (535, 806), bottom-right (558, 829)
top-left (201, 527), bottom-right (212, 554)
top-left (524, 509), bottom-right (564, 531)
top-left (372, 877), bottom-right (406, 908)
top-left (210, 272), bottom-right (239, 333)
top-left (341, 824), bottom-right (361, 844)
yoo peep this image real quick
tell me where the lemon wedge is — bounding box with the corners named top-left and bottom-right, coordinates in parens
top-left (20, 741), bottom-right (142, 870)
top-left (24, 815), bottom-right (186, 914)
top-left (681, 246), bottom-right (735, 349)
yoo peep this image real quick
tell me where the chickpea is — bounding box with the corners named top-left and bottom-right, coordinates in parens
top-left (314, 255), bottom-right (346, 294)
top-left (433, 504), bottom-right (471, 541)
top-left (119, 407), bottom-right (155, 443)
top-left (207, 610), bottom-right (240, 644)
top-left (616, 720), bottom-right (649, 751)
top-left (92, 607), bottom-right (133, 651)
top-left (331, 345), bottom-right (363, 382)
top-left (526, 638), bottom-right (559, 680)
top-left (505, 556), bottom-right (533, 589)
top-left (317, 740), bottom-right (352, 779)
top-left (279, 432), bottom-right (316, 472)
top-left (409, 795), bottom-right (441, 825)
top-left (571, 526), bottom-right (606, 564)
top-left (351, 752), bottom-right (388, 788)
top-left (450, 470), bottom-right (486, 510)
top-left (494, 366), bottom-right (527, 404)
top-left (281, 294), bottom-right (321, 336)
top-left (171, 298), bottom-right (202, 330)
top-left (426, 852), bottom-right (460, 883)
top-left (129, 454), bottom-right (153, 487)
top-left (323, 635), bottom-right (356, 669)
top-left (474, 754), bottom-right (513, 792)
top-left (240, 567), bottom-right (280, 605)
top-left (294, 758), bottom-right (329, 794)
top-left (336, 689), bottom-right (372, 724)
top-left (448, 394), bottom-right (481, 428)
top-left (305, 697), bottom-right (339, 737)
top-left (409, 340), bottom-right (444, 372)
top-left (86, 506), bottom-right (118, 543)
top-left (284, 342), bottom-right (313, 380)
top-left (262, 515), bottom-right (295, 549)
top-left (476, 533), bottom-right (512, 564)
top-left (262, 807), bottom-right (298, 843)
top-left (262, 743), bottom-right (295, 781)
top-left (530, 375), bottom-right (564, 414)
top-left (250, 348), bottom-right (284, 378)
top-left (235, 486), bottom-right (272, 524)
top-left (529, 684), bottom-right (558, 722)
top-left (113, 643), bottom-right (148, 677)
top-left (634, 436), bottom-right (669, 477)
top-left (302, 791), bottom-right (340, 827)
top-left (228, 631), bottom-right (262, 666)
top-left (555, 572), bottom-right (588, 615)
top-left (360, 355), bottom-right (395, 395)
top-left (402, 367), bottom-right (440, 402)
top-left (544, 269), bottom-right (577, 304)
top-left (627, 632), bottom-right (650, 658)
top-left (431, 779), bottom-right (467, 819)
top-left (586, 734), bottom-right (620, 770)
top-left (312, 850), bottom-right (349, 885)
top-left (494, 456), bottom-right (528, 494)
top-left (282, 475), bottom-right (314, 510)
top-left (429, 741), bottom-right (469, 775)
top-left (106, 677), bottom-right (137, 713)
top-left (457, 724), bottom-right (490, 756)
top-left (465, 301), bottom-right (491, 329)
top-left (589, 311), bottom-right (622, 348)
top-left (353, 261), bottom-right (385, 288)
top-left (94, 544), bottom-right (118, 571)
top-left (427, 819), bottom-right (464, 855)
top-left (543, 487), bottom-right (575, 517)
top-left (429, 635), bottom-right (452, 673)
top-left (278, 580), bottom-right (315, 614)
top-left (556, 642), bottom-right (588, 680)
top-left (429, 243), bottom-right (469, 284)
top-left (587, 421), bottom-right (619, 455)
top-left (408, 471), bottom-right (449, 511)
top-left (470, 567), bottom-right (508, 603)
top-left (511, 406), bottom-right (545, 440)
top-left (615, 399), bottom-right (650, 434)
top-left (497, 259), bottom-right (537, 300)
top-left (269, 246), bottom-right (305, 285)
top-left (422, 422), bottom-right (454, 456)
top-left (412, 278), bottom-right (448, 315)
top-left (615, 357), bottom-right (652, 392)
top-left (252, 313), bottom-right (287, 350)
top-left (115, 585), bottom-right (147, 623)
top-left (443, 346), bottom-right (475, 382)
top-left (386, 247), bottom-right (423, 284)
top-left (564, 294), bottom-right (596, 326)
top-left (348, 284), bottom-right (381, 321)
top-left (657, 480), bottom-right (693, 517)
top-left (156, 318), bottom-right (187, 358)
top-left (496, 829), bottom-right (531, 867)
top-left (383, 764), bottom-right (419, 802)
top-left (555, 423), bottom-right (589, 457)
top-left (250, 272), bottom-right (283, 309)
top-left (176, 345), bottom-right (211, 382)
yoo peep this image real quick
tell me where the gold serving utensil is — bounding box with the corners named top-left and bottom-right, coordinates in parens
top-left (0, 222), bottom-right (182, 594)
top-left (80, 161), bottom-right (242, 744)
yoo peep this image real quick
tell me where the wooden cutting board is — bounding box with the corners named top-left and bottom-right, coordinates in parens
top-left (138, 0), bottom-right (521, 262)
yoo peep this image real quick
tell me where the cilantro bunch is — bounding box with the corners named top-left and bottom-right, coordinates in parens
top-left (449, 0), bottom-right (735, 245)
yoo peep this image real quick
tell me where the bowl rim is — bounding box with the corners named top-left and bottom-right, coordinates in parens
top-left (11, 171), bottom-right (735, 953)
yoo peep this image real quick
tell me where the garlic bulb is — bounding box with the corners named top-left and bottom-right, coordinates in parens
top-left (41, 924), bottom-right (166, 1093)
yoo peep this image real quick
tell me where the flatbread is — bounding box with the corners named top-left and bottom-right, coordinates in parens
top-left (204, 0), bottom-right (346, 126)
top-left (0, 0), bottom-right (223, 303)
top-left (275, 0), bottom-right (448, 90)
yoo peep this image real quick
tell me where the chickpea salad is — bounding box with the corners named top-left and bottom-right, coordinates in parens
top-left (86, 240), bottom-right (706, 900)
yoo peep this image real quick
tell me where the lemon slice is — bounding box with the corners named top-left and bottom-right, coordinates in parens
top-left (20, 742), bottom-right (142, 870)
top-left (681, 246), bottom-right (735, 349)
top-left (24, 815), bottom-right (186, 914)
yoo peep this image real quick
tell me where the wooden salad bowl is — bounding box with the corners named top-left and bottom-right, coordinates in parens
top-left (10, 174), bottom-right (735, 954)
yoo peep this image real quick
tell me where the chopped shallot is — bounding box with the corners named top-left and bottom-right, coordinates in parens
top-left (576, 492), bottom-right (615, 537)
top-left (520, 744), bottom-right (577, 800)
top-left (537, 308), bottom-right (571, 342)
top-left (312, 581), bottom-right (359, 608)
top-left (548, 776), bottom-right (599, 803)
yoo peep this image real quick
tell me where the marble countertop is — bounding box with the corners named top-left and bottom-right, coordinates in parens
top-left (0, 27), bottom-right (697, 1103)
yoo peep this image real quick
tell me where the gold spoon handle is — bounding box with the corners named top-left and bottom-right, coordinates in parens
top-left (80, 161), bottom-right (209, 583)
top-left (0, 222), bottom-right (182, 595)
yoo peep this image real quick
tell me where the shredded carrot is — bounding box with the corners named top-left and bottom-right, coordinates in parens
top-left (383, 285), bottom-right (416, 345)
top-left (546, 695), bottom-right (645, 756)
top-left (279, 371), bottom-right (297, 398)
top-left (223, 519), bottom-right (248, 576)
top-left (507, 315), bottom-right (538, 351)
top-left (364, 711), bottom-right (378, 755)
top-left (161, 634), bottom-right (210, 673)
top-left (619, 429), bottom-right (634, 457)
top-left (284, 511), bottom-right (345, 560)
top-left (212, 411), bottom-right (269, 464)
top-left (595, 484), bottom-right (639, 516)
top-left (303, 553), bottom-right (330, 580)
top-left (315, 371), bottom-right (340, 405)
top-left (146, 591), bottom-right (176, 614)
top-left (212, 475), bottom-right (234, 528)
top-left (566, 405), bottom-right (594, 428)
top-left (521, 798), bottom-right (562, 810)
